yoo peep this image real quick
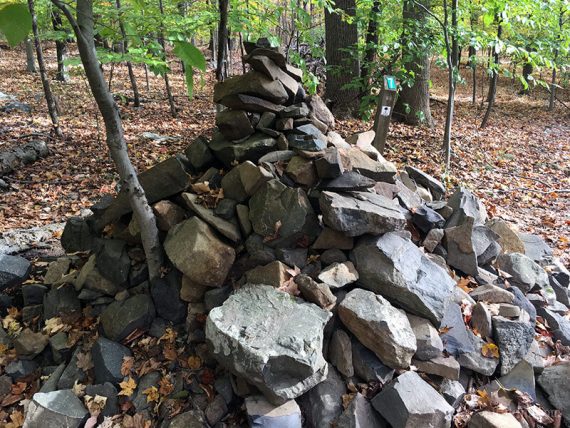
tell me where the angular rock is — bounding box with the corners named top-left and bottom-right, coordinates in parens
top-left (14, 329), bottom-right (48, 359)
top-left (275, 248), bottom-right (307, 268)
top-left (423, 228), bottom-right (444, 252)
top-left (151, 271), bottom-right (186, 324)
top-left (221, 161), bottom-right (273, 203)
top-left (412, 206), bottom-right (446, 233)
top-left (470, 284), bottom-right (514, 304)
top-left (5, 359), bottom-right (38, 381)
top-left (315, 147), bottom-right (344, 179)
top-left (351, 233), bottom-right (456, 325)
top-left (96, 239), bottom-right (131, 285)
top-left (317, 261), bottom-right (358, 289)
top-left (320, 191), bottom-right (405, 237)
top-left (320, 171), bottom-right (376, 193)
top-left (100, 294), bottom-right (155, 341)
top-left (343, 148), bottom-right (397, 183)
top-left (73, 254), bottom-right (120, 296)
top-left (472, 225), bottom-right (502, 265)
top-left (245, 260), bottom-right (290, 288)
top-left (249, 179), bottom-right (318, 247)
top-left (286, 156), bottom-right (317, 187)
top-left (92, 337), bottom-right (131, 385)
top-left (295, 274), bottom-right (336, 310)
top-left (307, 95), bottom-right (334, 129)
top-left (213, 71), bottom-right (288, 104)
top-left (181, 193), bottom-right (241, 242)
top-left (471, 302), bottom-right (493, 337)
top-left (336, 393), bottom-right (385, 428)
top-left (84, 383), bottom-right (119, 417)
top-left (440, 379), bottom-right (465, 407)
top-left (43, 286), bottom-right (81, 320)
top-left (486, 219), bottom-right (525, 254)
top-left (0, 254), bottom-right (31, 290)
top-left (218, 93), bottom-right (284, 114)
top-left (468, 411), bottom-right (523, 428)
top-left (445, 217), bottom-right (478, 276)
top-left (206, 285), bottom-right (331, 404)
top-left (209, 132), bottom-right (278, 166)
top-left (372, 371), bottom-right (454, 428)
top-left (184, 136), bottom-right (215, 171)
top-left (493, 314), bottom-right (534, 375)
top-left (520, 233), bottom-right (552, 263)
top-left (413, 355), bottom-right (460, 380)
top-left (24, 390), bottom-right (87, 428)
top-left (313, 227), bottom-right (353, 250)
top-left (404, 166), bottom-right (446, 200)
top-left (164, 217), bottom-right (236, 287)
top-left (245, 395), bottom-right (302, 428)
top-left (152, 200), bottom-right (186, 231)
top-left (166, 410), bottom-right (206, 428)
top-left (43, 258), bottom-right (71, 285)
top-left (537, 308), bottom-right (570, 345)
top-left (216, 109), bottom-right (255, 140)
top-left (406, 314), bottom-right (444, 361)
top-left (338, 288), bottom-right (417, 369)
top-left (446, 187), bottom-right (487, 228)
top-left (537, 362), bottom-right (570, 424)
top-left (496, 253), bottom-right (549, 293)
top-left (297, 364), bottom-right (345, 428)
top-left (329, 329), bottom-right (353, 377)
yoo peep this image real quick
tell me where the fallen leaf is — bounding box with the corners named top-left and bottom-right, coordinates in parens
top-left (481, 342), bottom-right (500, 359)
top-left (187, 355), bottom-right (202, 370)
top-left (143, 386), bottom-right (159, 403)
top-left (76, 351), bottom-right (94, 372)
top-left (121, 356), bottom-right (135, 376)
top-left (118, 377), bottom-right (137, 397)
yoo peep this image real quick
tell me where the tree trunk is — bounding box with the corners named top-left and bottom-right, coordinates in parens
top-left (28, 0), bottom-right (62, 137)
top-left (158, 0), bottom-right (177, 117)
top-left (549, 64), bottom-right (557, 111)
top-left (468, 45), bottom-right (476, 104)
top-left (115, 0), bottom-right (140, 107)
top-left (25, 38), bottom-right (37, 72)
top-left (324, 0), bottom-right (360, 118)
top-left (216, 0), bottom-right (229, 81)
top-left (393, 0), bottom-right (433, 126)
top-left (520, 61), bottom-right (532, 95)
top-left (51, 10), bottom-right (69, 82)
top-left (361, 0), bottom-right (380, 84)
top-left (481, 18), bottom-right (501, 128)
top-left (442, 0), bottom-right (456, 170)
top-left (51, 0), bottom-right (163, 281)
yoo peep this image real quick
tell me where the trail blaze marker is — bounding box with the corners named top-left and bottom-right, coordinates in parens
top-left (373, 75), bottom-right (398, 154)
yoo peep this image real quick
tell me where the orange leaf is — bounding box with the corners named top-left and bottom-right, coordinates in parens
top-left (481, 342), bottom-right (500, 359)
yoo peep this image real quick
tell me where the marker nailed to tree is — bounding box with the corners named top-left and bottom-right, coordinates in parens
top-left (372, 75), bottom-right (398, 155)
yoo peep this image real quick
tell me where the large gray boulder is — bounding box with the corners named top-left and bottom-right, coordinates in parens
top-left (213, 71), bottom-right (289, 104)
top-left (164, 217), bottom-right (235, 288)
top-left (320, 191), bottom-right (406, 237)
top-left (249, 179), bottom-right (319, 247)
top-left (205, 285), bottom-right (331, 404)
top-left (351, 233), bottom-right (455, 325)
top-left (24, 390), bottom-right (88, 428)
top-left (338, 288), bottom-right (417, 369)
top-left (372, 371), bottom-right (454, 428)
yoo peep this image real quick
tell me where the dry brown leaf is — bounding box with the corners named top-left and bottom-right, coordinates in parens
top-left (76, 351), bottom-right (94, 372)
top-left (143, 386), bottom-right (159, 403)
top-left (121, 356), bottom-right (135, 376)
top-left (118, 377), bottom-right (137, 397)
top-left (187, 355), bottom-right (202, 370)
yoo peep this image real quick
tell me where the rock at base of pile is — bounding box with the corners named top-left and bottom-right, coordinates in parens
top-left (205, 285), bottom-right (331, 404)
top-left (245, 395), bottom-right (302, 428)
top-left (24, 389), bottom-right (88, 428)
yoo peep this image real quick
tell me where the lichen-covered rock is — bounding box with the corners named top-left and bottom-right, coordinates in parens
top-left (205, 285), bottom-right (331, 404)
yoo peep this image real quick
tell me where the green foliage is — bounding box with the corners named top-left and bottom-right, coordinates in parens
top-left (0, 1), bottom-right (31, 46)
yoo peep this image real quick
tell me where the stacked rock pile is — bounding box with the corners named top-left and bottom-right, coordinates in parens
top-left (1, 40), bottom-right (569, 428)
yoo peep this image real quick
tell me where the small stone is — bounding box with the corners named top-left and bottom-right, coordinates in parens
top-left (413, 355), bottom-right (460, 380)
top-left (486, 219), bottom-right (525, 254)
top-left (312, 227), bottom-right (353, 250)
top-left (24, 390), bottom-right (88, 428)
top-left (152, 200), bottom-right (186, 231)
top-left (537, 362), bottom-right (570, 423)
top-left (245, 260), bottom-right (291, 288)
top-left (471, 302), bottom-right (493, 337)
top-left (181, 193), bottom-right (241, 242)
top-left (286, 156), bottom-right (317, 187)
top-left (320, 248), bottom-right (347, 265)
top-left (184, 136), bottom-right (215, 171)
top-left (236, 204), bottom-right (253, 236)
top-left (92, 337), bottom-right (132, 385)
top-left (339, 288), bottom-right (417, 369)
top-left (307, 95), bottom-right (334, 129)
top-left (372, 371), bottom-right (454, 428)
top-left (132, 371), bottom-right (161, 411)
top-left (329, 329), bottom-right (353, 377)
top-left (496, 253), bottom-right (549, 293)
top-left (413, 206), bottom-right (446, 233)
top-left (440, 379), bottom-right (465, 407)
top-left (444, 217), bottom-right (478, 277)
top-left (295, 274), bottom-right (337, 310)
top-left (343, 148), bottom-right (397, 182)
top-left (22, 284), bottom-right (48, 306)
top-left (315, 147), bottom-right (344, 179)
top-left (406, 314), bottom-right (444, 361)
top-left (469, 284), bottom-right (514, 304)
top-left (100, 294), bottom-right (155, 342)
top-left (317, 261), bottom-right (358, 289)
top-left (275, 248), bottom-right (307, 268)
top-left (74, 254), bottom-right (121, 296)
top-left (164, 217), bottom-right (236, 287)
top-left (5, 359), bottom-right (38, 381)
top-left (14, 329), bottom-right (48, 359)
top-left (520, 233), bottom-right (552, 263)
top-left (85, 383), bottom-right (119, 417)
top-left (446, 187), bottom-right (487, 227)
top-left (215, 109), bottom-right (254, 140)
top-left (150, 271), bottom-right (186, 324)
top-left (180, 276), bottom-right (209, 303)
top-left (245, 395), bottom-right (302, 427)
top-left (166, 410), bottom-right (206, 428)
top-left (493, 315), bottom-right (534, 376)
top-left (498, 303), bottom-right (521, 318)
top-left (43, 258), bottom-right (71, 285)
top-left (404, 166), bottom-right (446, 200)
top-left (0, 254), bottom-right (31, 290)
top-left (205, 394), bottom-right (228, 425)
top-left (221, 160), bottom-right (273, 203)
top-left (213, 71), bottom-right (288, 104)
top-left (468, 411), bottom-right (523, 428)
top-left (423, 228), bottom-right (444, 252)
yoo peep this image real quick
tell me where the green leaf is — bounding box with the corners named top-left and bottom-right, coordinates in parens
top-left (183, 67), bottom-right (194, 98)
top-left (0, 3), bottom-right (32, 47)
top-left (173, 41), bottom-right (206, 72)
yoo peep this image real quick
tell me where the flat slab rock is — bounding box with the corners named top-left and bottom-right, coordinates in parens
top-left (351, 232), bottom-right (455, 326)
top-left (205, 285), bottom-right (331, 404)
top-left (24, 389), bottom-right (87, 428)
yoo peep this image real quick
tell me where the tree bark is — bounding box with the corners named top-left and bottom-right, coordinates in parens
top-left (361, 0), bottom-right (380, 84)
top-left (442, 0), bottom-right (456, 170)
top-left (520, 61), bottom-right (532, 95)
top-left (393, 0), bottom-right (433, 126)
top-left (481, 18), bottom-right (501, 128)
top-left (468, 45), bottom-right (476, 104)
top-left (216, 0), bottom-right (229, 81)
top-left (51, 10), bottom-right (69, 82)
top-left (28, 0), bottom-right (62, 137)
top-left (52, 0), bottom-right (163, 281)
top-left (115, 0), bottom-right (140, 107)
top-left (324, 0), bottom-right (360, 118)
top-left (25, 38), bottom-right (36, 72)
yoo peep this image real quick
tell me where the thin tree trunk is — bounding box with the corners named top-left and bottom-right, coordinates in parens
top-left (443, 0), bottom-right (456, 170)
top-left (549, 4), bottom-right (564, 111)
top-left (25, 38), bottom-right (36, 72)
top-left (158, 0), bottom-right (177, 116)
top-left (28, 0), bottom-right (62, 137)
top-left (216, 0), bottom-right (229, 81)
top-left (469, 46), bottom-right (476, 104)
top-left (520, 61), bottom-right (532, 95)
top-left (51, 10), bottom-right (69, 82)
top-left (52, 0), bottom-right (163, 281)
top-left (481, 18), bottom-right (501, 128)
top-left (549, 65), bottom-right (557, 111)
top-left (115, 0), bottom-right (140, 107)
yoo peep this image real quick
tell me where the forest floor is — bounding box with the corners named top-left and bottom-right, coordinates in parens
top-left (0, 44), bottom-right (569, 263)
